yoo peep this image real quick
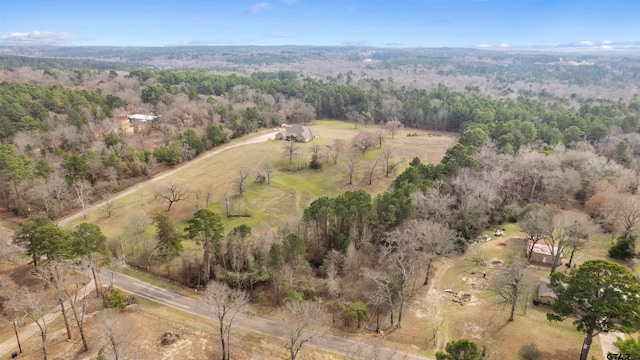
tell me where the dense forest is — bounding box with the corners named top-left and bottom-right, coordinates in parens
top-left (1, 62), bottom-right (639, 220)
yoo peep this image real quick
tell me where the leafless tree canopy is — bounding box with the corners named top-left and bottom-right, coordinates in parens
top-left (154, 182), bottom-right (190, 211)
top-left (6, 287), bottom-right (57, 360)
top-left (280, 300), bottom-right (326, 360)
top-left (490, 259), bottom-right (530, 322)
top-left (98, 309), bottom-right (136, 360)
top-left (199, 281), bottom-right (249, 360)
top-left (352, 132), bottom-right (377, 154)
top-left (283, 142), bottom-right (299, 166)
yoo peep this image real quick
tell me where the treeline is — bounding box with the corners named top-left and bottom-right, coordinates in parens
top-left (130, 69), bottom-right (640, 149)
top-left (1, 66), bottom-right (639, 222)
top-left (0, 82), bottom-right (124, 139)
top-left (0, 55), bottom-right (145, 71)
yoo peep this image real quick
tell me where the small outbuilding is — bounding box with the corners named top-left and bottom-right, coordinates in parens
top-left (527, 240), bottom-right (563, 265)
top-left (127, 113), bottom-right (158, 123)
top-left (538, 277), bottom-right (557, 305)
top-left (275, 124), bottom-right (318, 142)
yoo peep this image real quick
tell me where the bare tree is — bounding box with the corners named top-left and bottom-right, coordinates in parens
top-left (190, 187), bottom-right (212, 211)
top-left (345, 153), bottom-right (359, 185)
top-left (73, 180), bottom-right (93, 219)
top-left (380, 228), bottom-right (423, 328)
top-left (519, 206), bottom-right (555, 261)
top-left (329, 139), bottom-right (346, 165)
top-left (6, 288), bottom-right (57, 360)
top-left (609, 193), bottom-right (640, 236)
top-left (412, 186), bottom-right (455, 224)
top-left (408, 220), bottom-right (456, 286)
top-left (33, 263), bottom-right (73, 341)
top-left (283, 141), bottom-right (299, 166)
top-left (236, 170), bottom-right (250, 198)
top-left (490, 259), bottom-right (529, 321)
top-left (347, 111), bottom-right (364, 129)
top-left (564, 212), bottom-right (597, 267)
top-left (280, 300), bottom-right (326, 360)
top-left (380, 149), bottom-right (402, 177)
top-left (98, 309), bottom-right (135, 360)
top-left (154, 182), bottom-right (190, 211)
top-left (544, 213), bottom-right (575, 275)
top-left (376, 129), bottom-right (385, 148)
top-left (100, 193), bottom-right (121, 218)
top-left (364, 271), bottom-right (395, 331)
top-left (200, 281), bottom-right (249, 360)
top-left (366, 158), bottom-right (379, 185)
top-left (262, 160), bottom-right (275, 185)
top-left (386, 120), bottom-right (402, 139)
top-left (352, 132), bottom-right (377, 154)
top-left (424, 312), bottom-right (445, 348)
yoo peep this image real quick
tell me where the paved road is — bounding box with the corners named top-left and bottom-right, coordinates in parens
top-left (0, 129), bottom-right (429, 359)
top-left (57, 130), bottom-right (279, 226)
top-left (105, 269), bottom-right (428, 360)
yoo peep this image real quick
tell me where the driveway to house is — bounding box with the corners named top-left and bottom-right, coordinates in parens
top-left (57, 129), bottom-right (279, 227)
top-left (104, 269), bottom-right (429, 360)
top-left (599, 331), bottom-right (623, 359)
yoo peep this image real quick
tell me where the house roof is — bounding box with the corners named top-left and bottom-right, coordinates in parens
top-left (539, 277), bottom-right (557, 298)
top-left (527, 240), bottom-right (562, 257)
top-left (127, 114), bottom-right (158, 122)
top-left (279, 124), bottom-right (317, 139)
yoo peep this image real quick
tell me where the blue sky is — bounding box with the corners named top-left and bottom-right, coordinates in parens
top-left (0, 0), bottom-right (638, 48)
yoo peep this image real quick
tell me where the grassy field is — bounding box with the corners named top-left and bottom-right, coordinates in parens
top-left (63, 120), bottom-right (457, 253)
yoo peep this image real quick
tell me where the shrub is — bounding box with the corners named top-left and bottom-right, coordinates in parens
top-left (345, 301), bottom-right (370, 328)
top-left (609, 233), bottom-right (636, 260)
top-left (309, 153), bottom-right (322, 169)
top-left (518, 343), bottom-right (542, 360)
top-left (435, 339), bottom-right (482, 360)
top-left (106, 288), bottom-right (127, 309)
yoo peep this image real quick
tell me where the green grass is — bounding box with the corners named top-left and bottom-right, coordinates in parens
top-left (63, 120), bottom-right (457, 244)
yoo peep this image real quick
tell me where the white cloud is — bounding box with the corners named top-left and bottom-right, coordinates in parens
top-left (500, 43), bottom-right (510, 48)
top-left (602, 40), bottom-right (613, 45)
top-left (576, 40), bottom-right (595, 47)
top-left (0, 31), bottom-right (72, 44)
top-left (477, 44), bottom-right (491, 48)
top-left (247, 2), bottom-right (271, 14)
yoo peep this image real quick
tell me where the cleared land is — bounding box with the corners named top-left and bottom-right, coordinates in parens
top-left (61, 120), bottom-right (458, 245)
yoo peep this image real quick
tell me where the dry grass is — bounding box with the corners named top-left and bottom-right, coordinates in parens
top-left (62, 120), bottom-right (457, 247)
top-left (378, 219), bottom-right (620, 360)
top-left (8, 292), bottom-right (343, 360)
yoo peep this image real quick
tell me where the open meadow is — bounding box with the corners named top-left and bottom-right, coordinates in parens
top-left (61, 120), bottom-right (457, 262)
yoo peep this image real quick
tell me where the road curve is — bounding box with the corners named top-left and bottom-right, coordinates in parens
top-left (104, 269), bottom-right (429, 360)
